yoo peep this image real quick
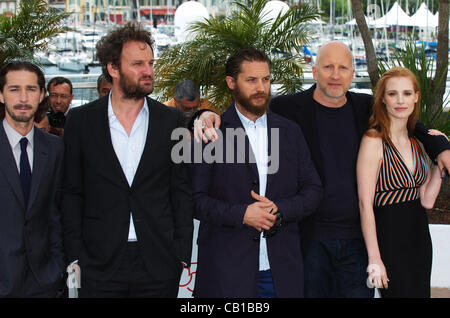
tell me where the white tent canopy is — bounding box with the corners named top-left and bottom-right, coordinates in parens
top-left (260, 0), bottom-right (290, 22)
top-left (410, 2), bottom-right (438, 28)
top-left (345, 15), bottom-right (375, 26)
top-left (373, 1), bottom-right (414, 27)
top-left (174, 1), bottom-right (209, 42)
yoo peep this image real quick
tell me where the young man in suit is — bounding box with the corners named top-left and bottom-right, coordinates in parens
top-left (194, 41), bottom-right (450, 298)
top-left (0, 61), bottom-right (65, 297)
top-left (61, 23), bottom-right (194, 297)
top-left (191, 48), bottom-right (322, 297)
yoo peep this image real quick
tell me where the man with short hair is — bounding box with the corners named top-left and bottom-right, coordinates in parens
top-left (192, 48), bottom-right (322, 298)
top-left (166, 80), bottom-right (201, 113)
top-left (164, 80), bottom-right (217, 128)
top-left (194, 41), bottom-right (450, 298)
top-left (61, 22), bottom-right (194, 298)
top-left (47, 76), bottom-right (74, 131)
top-left (96, 74), bottom-right (112, 98)
top-left (0, 61), bottom-right (65, 297)
top-left (47, 76), bottom-right (73, 115)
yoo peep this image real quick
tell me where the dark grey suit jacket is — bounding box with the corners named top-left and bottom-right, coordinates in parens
top-left (0, 123), bottom-right (65, 297)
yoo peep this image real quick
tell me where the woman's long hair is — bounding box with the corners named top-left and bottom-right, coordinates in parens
top-left (366, 67), bottom-right (420, 142)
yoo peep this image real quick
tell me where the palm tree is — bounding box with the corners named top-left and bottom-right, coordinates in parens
top-left (0, 0), bottom-right (71, 66)
top-left (154, 0), bottom-right (320, 111)
top-left (350, 0), bottom-right (378, 88)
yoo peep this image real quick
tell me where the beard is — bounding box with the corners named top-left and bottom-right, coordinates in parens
top-left (5, 104), bottom-right (35, 123)
top-left (233, 85), bottom-right (271, 117)
top-left (119, 68), bottom-right (154, 100)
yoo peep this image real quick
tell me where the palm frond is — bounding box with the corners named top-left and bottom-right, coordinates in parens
top-left (154, 0), bottom-right (319, 111)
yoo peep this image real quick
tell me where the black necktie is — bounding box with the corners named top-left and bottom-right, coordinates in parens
top-left (19, 137), bottom-right (32, 206)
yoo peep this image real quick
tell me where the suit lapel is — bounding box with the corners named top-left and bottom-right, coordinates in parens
top-left (131, 97), bottom-right (156, 189)
top-left (0, 123), bottom-right (25, 209)
top-left (88, 99), bottom-right (129, 188)
top-left (297, 88), bottom-right (323, 177)
top-left (27, 128), bottom-right (48, 212)
top-left (347, 93), bottom-right (367, 140)
top-left (222, 104), bottom-right (259, 179)
top-left (265, 111), bottom-right (282, 197)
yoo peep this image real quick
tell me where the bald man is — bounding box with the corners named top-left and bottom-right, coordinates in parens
top-left (194, 41), bottom-right (450, 298)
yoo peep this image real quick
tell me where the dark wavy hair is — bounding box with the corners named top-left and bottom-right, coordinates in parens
top-left (96, 22), bottom-right (154, 82)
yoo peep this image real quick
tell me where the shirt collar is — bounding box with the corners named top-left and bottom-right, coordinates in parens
top-left (2, 118), bottom-right (34, 150)
top-left (107, 90), bottom-right (149, 123)
top-left (234, 105), bottom-right (267, 129)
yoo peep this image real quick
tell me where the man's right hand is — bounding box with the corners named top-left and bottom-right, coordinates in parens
top-left (243, 201), bottom-right (277, 232)
top-left (194, 111), bottom-right (221, 143)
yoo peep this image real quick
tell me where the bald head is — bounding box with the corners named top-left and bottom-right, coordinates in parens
top-left (315, 41), bottom-right (353, 67)
top-left (312, 41), bottom-right (355, 107)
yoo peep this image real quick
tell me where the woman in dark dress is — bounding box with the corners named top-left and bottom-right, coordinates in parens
top-left (356, 67), bottom-right (445, 298)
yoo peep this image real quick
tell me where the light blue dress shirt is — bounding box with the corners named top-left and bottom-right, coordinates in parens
top-left (108, 92), bottom-right (149, 242)
top-left (235, 106), bottom-right (270, 271)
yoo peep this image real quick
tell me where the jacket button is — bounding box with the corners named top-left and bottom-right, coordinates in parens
top-left (252, 180), bottom-right (258, 185)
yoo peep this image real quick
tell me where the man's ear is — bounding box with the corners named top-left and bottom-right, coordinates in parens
top-left (107, 62), bottom-right (119, 80)
top-left (225, 76), bottom-right (236, 91)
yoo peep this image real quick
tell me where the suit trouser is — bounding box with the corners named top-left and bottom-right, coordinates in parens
top-left (79, 242), bottom-right (180, 298)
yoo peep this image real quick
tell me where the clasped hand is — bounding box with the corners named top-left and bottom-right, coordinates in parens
top-left (243, 190), bottom-right (278, 232)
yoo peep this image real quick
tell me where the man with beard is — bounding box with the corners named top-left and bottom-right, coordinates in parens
top-left (191, 48), bottom-right (322, 297)
top-left (194, 41), bottom-right (450, 298)
top-left (61, 23), bottom-right (194, 297)
top-left (0, 61), bottom-right (65, 297)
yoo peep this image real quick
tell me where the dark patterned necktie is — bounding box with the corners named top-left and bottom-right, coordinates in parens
top-left (19, 137), bottom-right (32, 206)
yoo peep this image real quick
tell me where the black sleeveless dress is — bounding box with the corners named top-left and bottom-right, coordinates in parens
top-left (374, 138), bottom-right (432, 298)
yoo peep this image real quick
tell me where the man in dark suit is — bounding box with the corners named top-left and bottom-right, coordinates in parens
top-left (194, 41), bottom-right (450, 298)
top-left (191, 48), bottom-right (322, 298)
top-left (61, 23), bottom-right (194, 297)
top-left (0, 61), bottom-right (65, 297)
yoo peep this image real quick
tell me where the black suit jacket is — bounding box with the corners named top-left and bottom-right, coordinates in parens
top-left (192, 105), bottom-right (322, 297)
top-left (270, 84), bottom-right (450, 183)
top-left (0, 124), bottom-right (65, 297)
top-left (61, 96), bottom-right (194, 282)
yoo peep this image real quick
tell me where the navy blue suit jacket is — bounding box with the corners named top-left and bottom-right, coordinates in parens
top-left (191, 105), bottom-right (322, 297)
top-left (0, 124), bottom-right (65, 297)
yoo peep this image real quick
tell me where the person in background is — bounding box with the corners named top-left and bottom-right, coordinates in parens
top-left (97, 74), bottom-right (112, 98)
top-left (357, 67), bottom-right (445, 298)
top-left (47, 76), bottom-right (74, 135)
top-left (164, 80), bottom-right (218, 128)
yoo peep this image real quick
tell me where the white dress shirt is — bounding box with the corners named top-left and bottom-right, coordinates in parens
top-left (108, 92), bottom-right (149, 242)
top-left (235, 106), bottom-right (271, 271)
top-left (3, 119), bottom-right (34, 173)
